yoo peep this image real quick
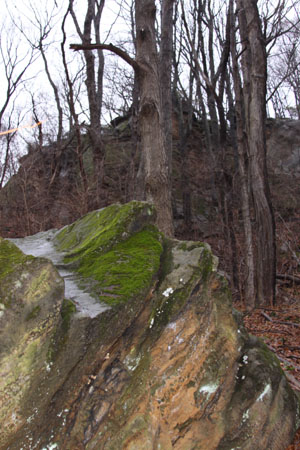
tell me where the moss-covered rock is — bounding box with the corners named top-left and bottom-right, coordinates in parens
top-left (55, 200), bottom-right (157, 256)
top-left (54, 201), bottom-right (162, 305)
top-left (1, 202), bottom-right (299, 450)
top-left (0, 238), bottom-right (64, 447)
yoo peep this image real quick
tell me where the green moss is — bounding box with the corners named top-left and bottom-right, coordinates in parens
top-left (61, 298), bottom-right (76, 332)
top-left (76, 227), bottom-right (163, 305)
top-left (0, 238), bottom-right (35, 310)
top-left (26, 305), bottom-right (41, 321)
top-left (157, 239), bottom-right (174, 287)
top-left (55, 201), bottom-right (156, 257)
top-left (177, 241), bottom-right (205, 252)
top-left (148, 242), bottom-right (216, 333)
top-left (116, 349), bottom-right (152, 420)
top-left (55, 204), bottom-right (121, 253)
top-left (47, 299), bottom-right (76, 363)
top-left (198, 246), bottom-right (215, 283)
top-left (0, 238), bottom-right (34, 281)
top-left (255, 339), bottom-right (282, 370)
top-left (25, 266), bottom-right (53, 299)
top-left (54, 202), bottom-right (162, 306)
top-left (22, 340), bottom-right (40, 372)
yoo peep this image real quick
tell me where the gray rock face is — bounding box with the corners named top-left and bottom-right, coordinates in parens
top-left (0, 201), bottom-right (299, 449)
top-left (267, 119), bottom-right (300, 176)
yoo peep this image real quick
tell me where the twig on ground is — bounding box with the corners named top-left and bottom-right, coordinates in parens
top-left (278, 346), bottom-right (300, 351)
top-left (284, 372), bottom-right (300, 391)
top-left (261, 311), bottom-right (273, 322)
top-left (261, 311), bottom-right (300, 328)
top-left (267, 344), bottom-right (300, 371)
top-left (276, 273), bottom-right (300, 284)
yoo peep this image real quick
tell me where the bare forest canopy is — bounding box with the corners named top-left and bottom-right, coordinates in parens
top-left (0, 0), bottom-right (300, 311)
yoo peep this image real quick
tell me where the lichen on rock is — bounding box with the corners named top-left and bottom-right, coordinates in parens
top-left (0, 238), bottom-right (64, 447)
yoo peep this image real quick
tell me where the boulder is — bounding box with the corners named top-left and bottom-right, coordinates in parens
top-left (0, 201), bottom-right (299, 449)
top-left (0, 237), bottom-right (64, 447)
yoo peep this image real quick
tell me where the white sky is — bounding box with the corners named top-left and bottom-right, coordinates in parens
top-left (0, 0), bottom-right (298, 145)
top-left (0, 0), bottom-right (130, 138)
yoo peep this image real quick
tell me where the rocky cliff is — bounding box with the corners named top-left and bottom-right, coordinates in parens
top-left (267, 119), bottom-right (300, 177)
top-left (0, 201), bottom-right (299, 449)
top-left (2, 118), bottom-right (300, 240)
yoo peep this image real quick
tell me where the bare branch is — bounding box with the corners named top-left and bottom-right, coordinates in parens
top-left (70, 42), bottom-right (139, 72)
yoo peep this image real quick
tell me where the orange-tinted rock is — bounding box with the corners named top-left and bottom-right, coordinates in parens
top-left (1, 204), bottom-right (299, 449)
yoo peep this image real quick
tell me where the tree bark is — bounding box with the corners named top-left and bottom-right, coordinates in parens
top-left (237, 0), bottom-right (276, 306)
top-left (39, 42), bottom-right (63, 144)
top-left (61, 8), bottom-right (88, 205)
top-left (70, 0), bottom-right (174, 237)
top-left (160, 0), bottom-right (174, 177)
top-left (230, 0), bottom-right (256, 308)
top-left (135, 0), bottom-right (174, 236)
top-left (69, 0), bottom-right (105, 207)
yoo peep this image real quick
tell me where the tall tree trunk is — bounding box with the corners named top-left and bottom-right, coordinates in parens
top-left (61, 9), bottom-right (88, 206)
top-left (160, 0), bottom-right (174, 177)
top-left (93, 0), bottom-right (105, 203)
top-left (69, 0), bottom-right (105, 207)
top-left (70, 0), bottom-right (174, 236)
top-left (135, 0), bottom-right (174, 236)
top-left (127, 73), bottom-right (140, 201)
top-left (230, 0), bottom-right (256, 308)
top-left (225, 71), bottom-right (241, 296)
top-left (237, 0), bottom-right (276, 306)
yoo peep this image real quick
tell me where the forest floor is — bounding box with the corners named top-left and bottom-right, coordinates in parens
top-left (289, 429), bottom-right (300, 450)
top-left (234, 288), bottom-right (300, 450)
top-left (236, 291), bottom-right (300, 393)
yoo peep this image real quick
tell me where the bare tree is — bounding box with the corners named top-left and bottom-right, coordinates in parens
top-left (39, 43), bottom-right (63, 145)
top-left (30, 92), bottom-right (44, 151)
top-left (179, 0), bottom-right (240, 292)
top-left (6, 1), bottom-right (68, 184)
top-left (268, 19), bottom-right (300, 118)
top-left (0, 22), bottom-right (36, 128)
top-left (0, 107), bottom-right (21, 188)
top-left (230, 0), bottom-right (256, 307)
top-left (69, 0), bottom-right (105, 206)
top-left (160, 0), bottom-right (175, 176)
top-left (61, 7), bottom-right (89, 202)
top-left (236, 0), bottom-right (276, 307)
top-left (136, 0), bottom-right (174, 235)
top-left (71, 0), bottom-right (174, 236)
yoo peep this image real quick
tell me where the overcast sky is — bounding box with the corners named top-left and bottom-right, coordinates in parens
top-left (0, 0), bottom-right (298, 144)
top-left (0, 0), bottom-right (130, 138)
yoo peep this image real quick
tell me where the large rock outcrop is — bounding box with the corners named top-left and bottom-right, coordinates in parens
top-left (0, 201), bottom-right (299, 449)
top-left (0, 238), bottom-right (64, 446)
